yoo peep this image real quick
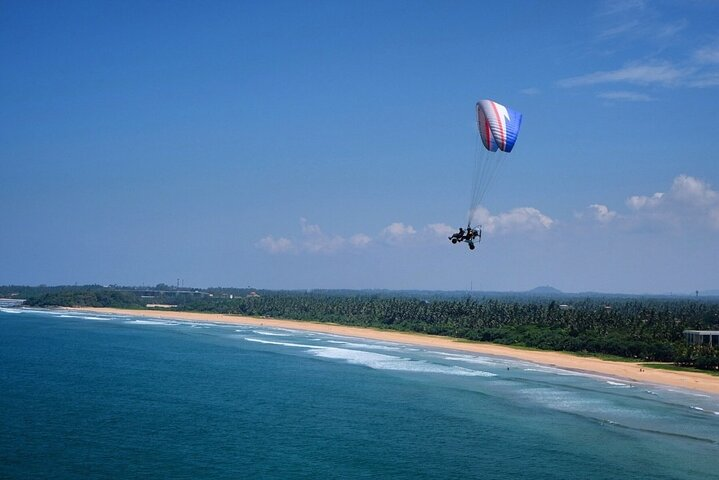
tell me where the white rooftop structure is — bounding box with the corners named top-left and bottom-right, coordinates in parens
top-left (683, 330), bottom-right (719, 346)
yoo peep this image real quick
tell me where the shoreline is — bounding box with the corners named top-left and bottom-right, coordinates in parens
top-left (67, 306), bottom-right (719, 396)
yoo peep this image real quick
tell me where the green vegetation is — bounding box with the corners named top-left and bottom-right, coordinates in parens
top-left (7, 285), bottom-right (719, 372)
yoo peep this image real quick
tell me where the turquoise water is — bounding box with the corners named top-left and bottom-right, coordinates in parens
top-left (1, 308), bottom-right (718, 479)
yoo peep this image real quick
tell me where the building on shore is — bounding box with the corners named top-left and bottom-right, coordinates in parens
top-left (683, 330), bottom-right (719, 346)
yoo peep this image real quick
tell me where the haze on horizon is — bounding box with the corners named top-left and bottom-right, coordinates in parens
top-left (1, 1), bottom-right (718, 294)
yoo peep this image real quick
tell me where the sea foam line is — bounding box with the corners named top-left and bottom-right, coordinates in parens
top-left (0, 308), bottom-right (22, 314)
top-left (243, 337), bottom-right (495, 377)
top-left (252, 330), bottom-right (292, 337)
top-left (125, 319), bottom-right (179, 326)
top-left (606, 381), bottom-right (631, 388)
top-left (59, 314), bottom-right (112, 321)
top-left (325, 340), bottom-right (402, 351)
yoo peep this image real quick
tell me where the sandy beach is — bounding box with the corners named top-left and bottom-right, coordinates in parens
top-left (69, 307), bottom-right (719, 396)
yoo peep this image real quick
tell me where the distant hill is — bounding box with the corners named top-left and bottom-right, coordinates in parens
top-left (700, 290), bottom-right (719, 296)
top-left (526, 286), bottom-right (563, 295)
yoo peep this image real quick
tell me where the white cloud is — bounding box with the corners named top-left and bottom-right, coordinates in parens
top-left (425, 223), bottom-right (455, 237)
top-left (471, 206), bottom-right (554, 234)
top-left (670, 174), bottom-right (718, 207)
top-left (299, 217), bottom-right (321, 236)
top-left (380, 222), bottom-right (416, 244)
top-left (688, 73), bottom-right (719, 88)
top-left (520, 87), bottom-right (540, 95)
top-left (598, 19), bottom-right (641, 39)
top-left (257, 236), bottom-right (294, 254)
top-left (349, 233), bottom-right (372, 247)
top-left (299, 218), bottom-right (346, 253)
top-left (627, 192), bottom-right (664, 210)
top-left (621, 175), bottom-right (719, 230)
top-left (694, 44), bottom-right (719, 65)
top-left (492, 208), bottom-right (555, 233)
top-left (559, 62), bottom-right (688, 87)
top-left (655, 20), bottom-right (688, 39)
top-left (597, 90), bottom-right (654, 102)
top-left (595, 1), bottom-right (686, 42)
top-left (259, 219), bottom-right (373, 254)
top-left (304, 236), bottom-right (345, 253)
top-left (588, 204), bottom-right (617, 223)
top-left (565, 3), bottom-right (717, 98)
top-left (597, 0), bottom-right (645, 18)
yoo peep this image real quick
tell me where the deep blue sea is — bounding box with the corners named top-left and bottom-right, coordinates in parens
top-left (1, 307), bottom-right (718, 479)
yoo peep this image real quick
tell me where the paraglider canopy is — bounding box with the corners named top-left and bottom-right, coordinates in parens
top-left (469, 100), bottom-right (523, 215)
top-left (476, 99), bottom-right (523, 153)
top-left (450, 99), bottom-right (523, 251)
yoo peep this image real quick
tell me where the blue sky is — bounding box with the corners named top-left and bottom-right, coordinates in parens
top-left (1, 0), bottom-right (718, 293)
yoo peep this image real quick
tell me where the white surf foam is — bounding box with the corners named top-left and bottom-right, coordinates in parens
top-left (252, 330), bottom-right (292, 337)
top-left (440, 353), bottom-right (508, 367)
top-left (125, 319), bottom-right (178, 326)
top-left (517, 386), bottom-right (661, 423)
top-left (0, 308), bottom-right (22, 314)
top-left (518, 387), bottom-right (615, 414)
top-left (311, 347), bottom-right (495, 377)
top-left (25, 309), bottom-right (64, 315)
top-left (59, 314), bottom-right (111, 321)
top-left (665, 389), bottom-right (711, 398)
top-left (243, 337), bottom-right (495, 377)
top-left (523, 366), bottom-right (583, 376)
top-left (606, 381), bottom-right (630, 388)
top-left (325, 340), bottom-right (402, 351)
top-left (244, 337), bottom-right (317, 348)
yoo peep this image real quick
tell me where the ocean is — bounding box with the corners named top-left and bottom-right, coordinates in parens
top-left (1, 307), bottom-right (718, 479)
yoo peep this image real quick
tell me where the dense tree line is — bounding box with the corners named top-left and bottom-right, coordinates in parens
top-left (23, 290), bottom-right (141, 309)
top-left (17, 286), bottom-right (719, 371)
